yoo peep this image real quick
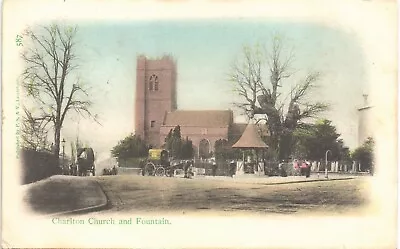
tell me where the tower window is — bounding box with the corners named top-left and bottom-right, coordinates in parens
top-left (150, 120), bottom-right (156, 128)
top-left (149, 75), bottom-right (159, 91)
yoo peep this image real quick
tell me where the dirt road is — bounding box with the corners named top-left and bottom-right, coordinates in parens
top-left (94, 175), bottom-right (371, 215)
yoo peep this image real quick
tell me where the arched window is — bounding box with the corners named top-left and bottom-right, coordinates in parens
top-left (154, 80), bottom-right (159, 91)
top-left (149, 74), bottom-right (159, 91)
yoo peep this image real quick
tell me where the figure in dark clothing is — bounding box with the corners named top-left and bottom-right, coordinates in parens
top-left (69, 163), bottom-right (77, 176)
top-left (279, 160), bottom-right (287, 177)
top-left (187, 160), bottom-right (194, 178)
top-left (112, 165), bottom-right (118, 175)
top-left (139, 160), bottom-right (146, 176)
top-left (229, 160), bottom-right (236, 177)
top-left (184, 160), bottom-right (190, 178)
top-left (305, 160), bottom-right (311, 178)
top-left (166, 163), bottom-right (175, 177)
top-left (300, 160), bottom-right (311, 178)
top-left (211, 159), bottom-right (217, 177)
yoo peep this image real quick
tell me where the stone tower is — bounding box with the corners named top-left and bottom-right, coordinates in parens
top-left (135, 55), bottom-right (177, 148)
top-left (357, 94), bottom-right (373, 146)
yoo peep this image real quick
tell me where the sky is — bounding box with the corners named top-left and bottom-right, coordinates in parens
top-left (49, 19), bottom-right (368, 160)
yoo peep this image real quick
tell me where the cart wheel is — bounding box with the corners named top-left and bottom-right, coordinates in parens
top-left (155, 167), bottom-right (165, 177)
top-left (145, 162), bottom-right (155, 176)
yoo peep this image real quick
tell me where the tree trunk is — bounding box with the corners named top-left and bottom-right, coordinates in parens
top-left (54, 124), bottom-right (61, 166)
top-left (278, 133), bottom-right (294, 160)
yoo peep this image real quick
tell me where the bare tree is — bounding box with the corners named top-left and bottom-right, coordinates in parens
top-left (229, 36), bottom-right (328, 159)
top-left (21, 24), bottom-right (95, 162)
top-left (21, 106), bottom-right (50, 151)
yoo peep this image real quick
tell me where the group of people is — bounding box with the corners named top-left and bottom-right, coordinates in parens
top-left (293, 159), bottom-right (311, 178)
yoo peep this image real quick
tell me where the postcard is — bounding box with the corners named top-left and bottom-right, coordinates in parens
top-left (1, 0), bottom-right (397, 248)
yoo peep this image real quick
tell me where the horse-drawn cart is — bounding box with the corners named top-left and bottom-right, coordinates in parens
top-left (75, 147), bottom-right (96, 176)
top-left (143, 149), bottom-right (174, 177)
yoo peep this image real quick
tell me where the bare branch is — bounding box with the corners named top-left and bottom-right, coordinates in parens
top-left (21, 23), bottom-right (96, 157)
top-left (291, 72), bottom-right (320, 104)
top-left (298, 102), bottom-right (329, 119)
top-left (228, 34), bottom-right (329, 159)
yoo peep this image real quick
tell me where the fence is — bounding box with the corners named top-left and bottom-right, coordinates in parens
top-left (235, 160), bottom-right (359, 176)
top-left (194, 161), bottom-right (232, 176)
top-left (308, 161), bottom-right (362, 173)
top-left (279, 160), bottom-right (364, 175)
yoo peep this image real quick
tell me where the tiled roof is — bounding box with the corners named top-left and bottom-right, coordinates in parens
top-left (163, 110), bottom-right (233, 127)
top-left (232, 123), bottom-right (269, 148)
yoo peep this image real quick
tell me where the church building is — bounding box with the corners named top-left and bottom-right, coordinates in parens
top-left (134, 55), bottom-right (266, 157)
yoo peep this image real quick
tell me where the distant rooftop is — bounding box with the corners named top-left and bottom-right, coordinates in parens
top-left (137, 54), bottom-right (175, 61)
top-left (163, 110), bottom-right (233, 127)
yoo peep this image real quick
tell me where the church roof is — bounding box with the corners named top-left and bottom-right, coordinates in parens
top-left (230, 123), bottom-right (269, 137)
top-left (163, 110), bottom-right (233, 127)
top-left (232, 123), bottom-right (268, 149)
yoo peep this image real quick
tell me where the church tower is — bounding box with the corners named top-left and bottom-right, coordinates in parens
top-left (135, 55), bottom-right (177, 148)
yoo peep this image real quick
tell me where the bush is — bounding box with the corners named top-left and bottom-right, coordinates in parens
top-left (118, 157), bottom-right (147, 168)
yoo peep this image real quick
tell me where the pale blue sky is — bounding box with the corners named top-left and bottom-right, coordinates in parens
top-left (58, 19), bottom-right (366, 159)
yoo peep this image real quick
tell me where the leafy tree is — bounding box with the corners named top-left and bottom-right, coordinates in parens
top-left (164, 126), bottom-right (194, 159)
top-left (21, 24), bottom-right (97, 163)
top-left (111, 134), bottom-right (149, 160)
top-left (214, 139), bottom-right (242, 161)
top-left (336, 139), bottom-right (352, 164)
top-left (229, 36), bottom-right (328, 160)
top-left (293, 119), bottom-right (349, 162)
top-left (181, 137), bottom-right (194, 159)
top-left (214, 139), bottom-right (230, 160)
top-left (352, 137), bottom-right (374, 173)
top-left (164, 126), bottom-right (182, 158)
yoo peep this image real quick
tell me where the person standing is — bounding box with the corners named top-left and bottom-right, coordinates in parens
top-left (187, 160), bottom-right (194, 179)
top-left (211, 159), bottom-right (217, 177)
top-left (279, 160), bottom-right (287, 177)
top-left (293, 159), bottom-right (299, 174)
top-left (229, 160), bottom-right (236, 178)
top-left (305, 160), bottom-right (311, 178)
top-left (183, 160), bottom-right (189, 178)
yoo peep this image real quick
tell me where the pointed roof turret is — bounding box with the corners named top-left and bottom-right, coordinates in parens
top-left (232, 121), bottom-right (268, 149)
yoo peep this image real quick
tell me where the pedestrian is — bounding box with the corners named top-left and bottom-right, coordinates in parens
top-left (292, 159), bottom-right (298, 176)
top-left (112, 165), bottom-right (118, 175)
top-left (229, 160), bottom-right (236, 177)
top-left (188, 160), bottom-right (194, 179)
top-left (139, 159), bottom-right (146, 176)
top-left (305, 160), bottom-right (311, 178)
top-left (300, 160), bottom-right (309, 177)
top-left (300, 160), bottom-right (308, 176)
top-left (184, 160), bottom-right (190, 178)
top-left (211, 159), bottom-right (217, 177)
top-left (279, 160), bottom-right (287, 177)
top-left (69, 163), bottom-right (77, 176)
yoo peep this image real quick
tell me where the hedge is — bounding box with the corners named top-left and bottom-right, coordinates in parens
top-left (20, 148), bottom-right (61, 184)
